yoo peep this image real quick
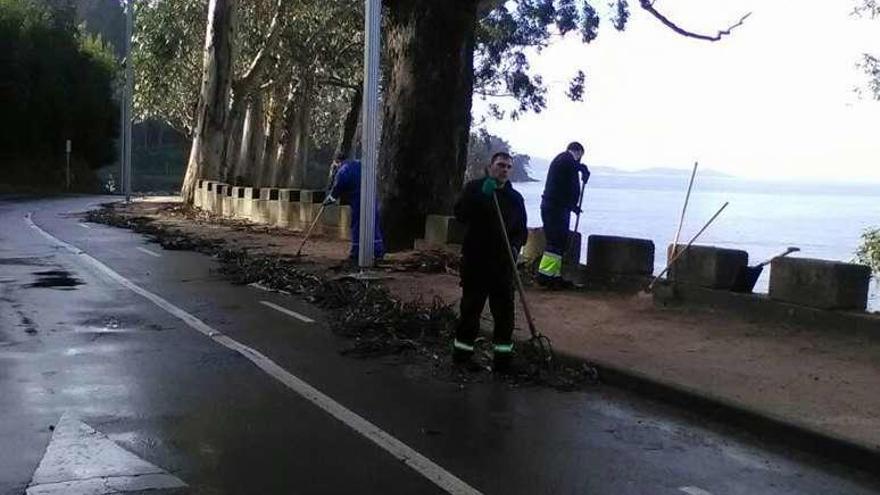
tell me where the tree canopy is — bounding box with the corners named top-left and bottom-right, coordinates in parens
top-left (0, 0), bottom-right (118, 188)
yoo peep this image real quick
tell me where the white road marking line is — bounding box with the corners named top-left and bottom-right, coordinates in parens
top-left (260, 300), bottom-right (315, 323)
top-left (26, 213), bottom-right (481, 495)
top-left (77, 223), bottom-right (91, 230)
top-left (680, 487), bottom-right (713, 495)
top-left (136, 247), bottom-right (162, 258)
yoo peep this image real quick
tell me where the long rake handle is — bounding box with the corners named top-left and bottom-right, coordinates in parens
top-left (671, 162), bottom-right (698, 260)
top-left (492, 192), bottom-right (540, 339)
top-left (296, 203), bottom-right (327, 256)
top-left (649, 201), bottom-right (729, 290)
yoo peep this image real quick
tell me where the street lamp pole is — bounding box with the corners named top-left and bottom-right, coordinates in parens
top-left (123, 0), bottom-right (134, 203)
top-left (358, 0), bottom-right (381, 268)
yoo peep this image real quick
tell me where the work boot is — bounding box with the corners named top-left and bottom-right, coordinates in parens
top-left (535, 273), bottom-right (557, 288)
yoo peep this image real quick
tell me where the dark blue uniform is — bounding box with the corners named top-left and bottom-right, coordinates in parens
top-left (539, 151), bottom-right (589, 281)
top-left (452, 178), bottom-right (527, 362)
top-left (329, 160), bottom-right (385, 260)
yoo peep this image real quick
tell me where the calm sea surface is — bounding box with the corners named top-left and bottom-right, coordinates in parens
top-left (514, 173), bottom-right (880, 310)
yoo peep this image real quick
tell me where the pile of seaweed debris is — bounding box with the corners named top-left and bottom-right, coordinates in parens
top-left (86, 203), bottom-right (596, 391)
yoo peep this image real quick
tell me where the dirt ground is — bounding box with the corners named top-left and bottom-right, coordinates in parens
top-left (104, 198), bottom-right (880, 452)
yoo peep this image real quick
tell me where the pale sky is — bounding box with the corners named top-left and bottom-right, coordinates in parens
top-left (473, 0), bottom-right (880, 183)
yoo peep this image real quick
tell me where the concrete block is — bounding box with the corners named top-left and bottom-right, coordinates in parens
top-left (520, 227), bottom-right (580, 278)
top-left (668, 244), bottom-right (748, 289)
top-left (278, 189), bottom-right (303, 230)
top-left (276, 189), bottom-right (299, 228)
top-left (769, 257), bottom-right (871, 310)
top-left (221, 183), bottom-right (234, 218)
top-left (202, 181), bottom-right (217, 212)
top-left (424, 215), bottom-right (465, 246)
top-left (298, 190), bottom-right (323, 227)
top-left (230, 186), bottom-right (246, 219)
top-left (587, 235), bottom-right (655, 276)
top-left (194, 180), bottom-right (204, 209)
top-left (212, 184), bottom-right (229, 217)
top-left (249, 188), bottom-right (273, 224)
top-left (266, 188), bottom-right (281, 225)
top-left (318, 205), bottom-right (352, 240)
top-left (234, 187), bottom-right (257, 220)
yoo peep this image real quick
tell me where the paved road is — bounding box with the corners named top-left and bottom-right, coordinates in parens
top-left (1, 196), bottom-right (878, 495)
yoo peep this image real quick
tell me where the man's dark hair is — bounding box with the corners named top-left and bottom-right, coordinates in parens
top-left (490, 151), bottom-right (513, 164)
top-left (334, 152), bottom-right (347, 162)
top-left (566, 142), bottom-right (584, 153)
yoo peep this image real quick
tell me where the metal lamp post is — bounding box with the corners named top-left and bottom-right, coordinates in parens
top-left (122, 0), bottom-right (134, 203)
top-left (358, 0), bottom-right (381, 268)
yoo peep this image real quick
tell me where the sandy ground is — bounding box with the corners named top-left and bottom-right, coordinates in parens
top-left (114, 198), bottom-right (880, 452)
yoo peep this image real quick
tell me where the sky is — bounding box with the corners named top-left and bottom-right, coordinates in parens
top-left (472, 0), bottom-right (880, 183)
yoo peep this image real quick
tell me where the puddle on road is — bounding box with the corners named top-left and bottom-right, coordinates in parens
top-left (26, 270), bottom-right (84, 290)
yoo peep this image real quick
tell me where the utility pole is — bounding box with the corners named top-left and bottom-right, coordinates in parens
top-left (65, 139), bottom-right (72, 190)
top-left (358, 0), bottom-right (380, 268)
top-left (123, 0), bottom-right (134, 203)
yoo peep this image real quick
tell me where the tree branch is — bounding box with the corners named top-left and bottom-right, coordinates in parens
top-left (639, 0), bottom-right (751, 41)
top-left (234, 0), bottom-right (286, 95)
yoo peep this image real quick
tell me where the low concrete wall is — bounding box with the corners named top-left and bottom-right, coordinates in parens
top-left (319, 205), bottom-right (352, 240)
top-left (210, 183), bottom-right (228, 217)
top-left (249, 188), bottom-right (272, 224)
top-left (194, 180), bottom-right (204, 209)
top-left (221, 184), bottom-right (234, 217)
top-left (202, 181), bottom-right (217, 213)
top-left (769, 257), bottom-right (871, 310)
top-left (587, 235), bottom-right (655, 276)
top-left (655, 283), bottom-right (880, 338)
top-left (424, 215), bottom-right (465, 247)
top-left (276, 189), bottom-right (300, 229)
top-left (668, 244), bottom-right (748, 289)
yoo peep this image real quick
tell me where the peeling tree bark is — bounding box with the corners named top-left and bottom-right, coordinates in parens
top-left (338, 86), bottom-right (362, 159)
top-left (181, 0), bottom-right (237, 203)
top-left (379, 0), bottom-right (477, 250)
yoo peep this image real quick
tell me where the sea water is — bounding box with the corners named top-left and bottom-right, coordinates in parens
top-left (514, 172), bottom-right (880, 310)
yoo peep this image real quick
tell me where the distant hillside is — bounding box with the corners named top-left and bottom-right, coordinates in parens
top-left (529, 159), bottom-right (733, 179)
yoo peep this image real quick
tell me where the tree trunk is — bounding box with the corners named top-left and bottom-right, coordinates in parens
top-left (180, 0), bottom-right (237, 203)
top-left (379, 0), bottom-right (477, 250)
top-left (337, 86), bottom-right (362, 159)
top-left (233, 93), bottom-right (264, 184)
top-left (223, 97), bottom-right (246, 182)
top-left (257, 85), bottom-right (286, 187)
top-left (288, 77), bottom-right (314, 188)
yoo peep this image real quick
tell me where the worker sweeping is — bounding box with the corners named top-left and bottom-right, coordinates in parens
top-left (536, 142), bottom-right (590, 289)
top-left (324, 156), bottom-right (385, 262)
top-left (452, 152), bottom-right (528, 373)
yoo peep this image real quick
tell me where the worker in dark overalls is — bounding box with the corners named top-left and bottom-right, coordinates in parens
top-left (325, 158), bottom-right (385, 261)
top-left (452, 152), bottom-right (528, 372)
top-left (537, 142), bottom-right (590, 289)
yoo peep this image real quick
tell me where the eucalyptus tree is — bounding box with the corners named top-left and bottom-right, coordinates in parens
top-left (378, 0), bottom-right (750, 249)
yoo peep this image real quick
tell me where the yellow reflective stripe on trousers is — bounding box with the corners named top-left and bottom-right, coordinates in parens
top-left (453, 340), bottom-right (474, 352)
top-left (538, 252), bottom-right (562, 277)
top-left (494, 343), bottom-right (514, 353)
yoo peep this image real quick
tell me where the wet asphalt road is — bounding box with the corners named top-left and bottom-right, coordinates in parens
top-left (1, 195), bottom-right (878, 495)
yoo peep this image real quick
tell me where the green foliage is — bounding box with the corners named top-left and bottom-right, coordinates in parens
top-left (0, 0), bottom-right (119, 187)
top-left (854, 0), bottom-right (880, 99)
top-left (856, 228), bottom-right (880, 276)
top-left (133, 0), bottom-right (206, 136)
top-left (475, 0), bottom-right (629, 120)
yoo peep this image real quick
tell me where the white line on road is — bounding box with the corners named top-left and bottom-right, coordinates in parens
top-left (680, 487), bottom-right (714, 495)
top-left (260, 300), bottom-right (315, 323)
top-left (78, 223), bottom-right (91, 230)
top-left (136, 247), bottom-right (162, 258)
top-left (25, 212), bottom-right (481, 495)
